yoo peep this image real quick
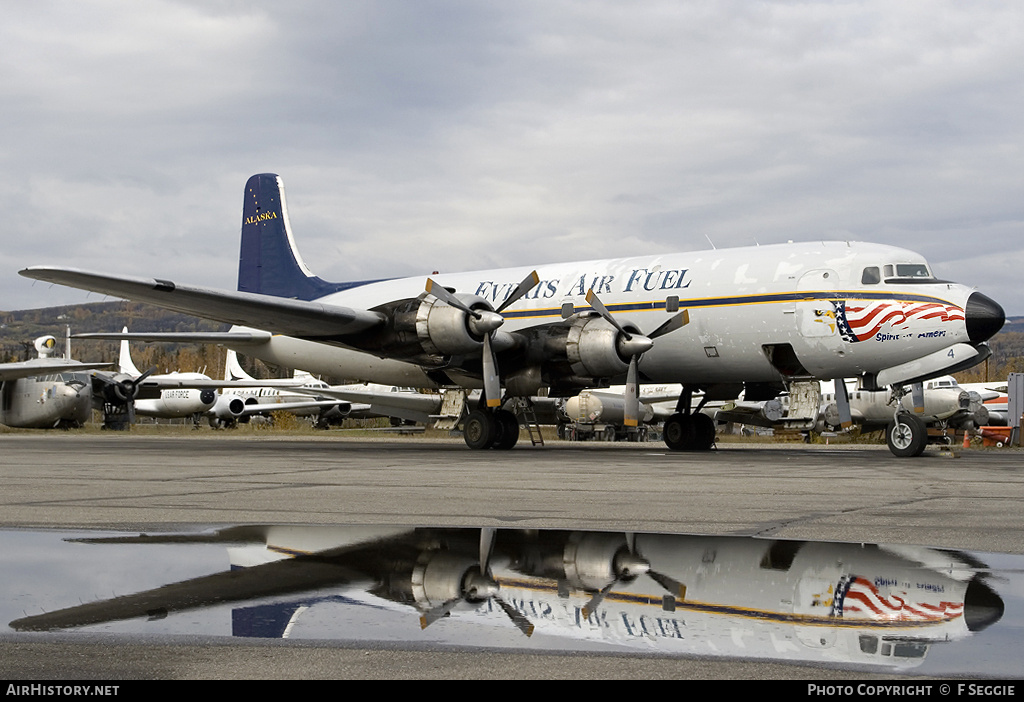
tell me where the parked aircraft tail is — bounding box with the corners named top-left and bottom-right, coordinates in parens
top-left (237, 174), bottom-right (378, 300)
top-left (224, 348), bottom-right (255, 382)
top-left (118, 327), bottom-right (143, 377)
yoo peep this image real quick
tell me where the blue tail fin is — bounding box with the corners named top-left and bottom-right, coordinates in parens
top-left (238, 173), bottom-right (363, 300)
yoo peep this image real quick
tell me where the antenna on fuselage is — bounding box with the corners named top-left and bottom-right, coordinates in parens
top-left (705, 235), bottom-right (716, 250)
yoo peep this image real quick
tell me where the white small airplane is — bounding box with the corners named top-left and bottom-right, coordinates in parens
top-left (212, 349), bottom-right (370, 428)
top-left (21, 173), bottom-right (1006, 456)
top-left (0, 335), bottom-right (112, 428)
top-left (115, 331), bottom-right (220, 423)
top-left (109, 333), bottom-right (363, 428)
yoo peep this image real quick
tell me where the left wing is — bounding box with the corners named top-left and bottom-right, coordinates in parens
top-left (20, 267), bottom-right (385, 339)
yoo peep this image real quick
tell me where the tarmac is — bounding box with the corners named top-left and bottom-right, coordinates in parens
top-left (2, 432), bottom-right (1023, 679)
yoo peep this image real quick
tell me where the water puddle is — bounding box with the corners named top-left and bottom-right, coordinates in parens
top-left (2, 525), bottom-right (1021, 676)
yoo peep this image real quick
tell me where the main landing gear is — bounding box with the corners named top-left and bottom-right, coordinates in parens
top-left (662, 385), bottom-right (716, 452)
top-left (463, 408), bottom-right (520, 450)
top-left (663, 412), bottom-right (716, 451)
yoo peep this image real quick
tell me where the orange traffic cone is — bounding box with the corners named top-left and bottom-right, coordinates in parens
top-left (962, 431), bottom-right (971, 449)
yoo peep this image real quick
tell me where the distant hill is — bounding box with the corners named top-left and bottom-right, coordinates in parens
top-left (0, 301), bottom-right (228, 361)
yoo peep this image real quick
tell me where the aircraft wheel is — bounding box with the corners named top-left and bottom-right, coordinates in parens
top-left (492, 410), bottom-right (520, 450)
top-left (663, 413), bottom-right (695, 451)
top-left (464, 410), bottom-right (497, 450)
top-left (886, 414), bottom-right (928, 457)
top-left (692, 412), bottom-right (716, 451)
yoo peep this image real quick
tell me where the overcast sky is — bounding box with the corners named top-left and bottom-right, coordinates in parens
top-left (3, 1), bottom-right (1022, 315)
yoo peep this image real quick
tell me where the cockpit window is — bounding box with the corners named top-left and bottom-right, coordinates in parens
top-left (884, 263), bottom-right (939, 283)
top-left (861, 267), bottom-right (880, 285)
top-left (895, 264), bottom-right (931, 278)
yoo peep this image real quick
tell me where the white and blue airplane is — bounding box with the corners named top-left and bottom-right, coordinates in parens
top-left (20, 174), bottom-right (1005, 455)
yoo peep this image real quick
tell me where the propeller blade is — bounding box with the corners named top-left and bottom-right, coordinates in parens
top-left (911, 382), bottom-right (925, 414)
top-left (419, 597), bottom-right (461, 629)
top-left (585, 289), bottom-right (631, 339)
top-left (495, 271), bottom-right (540, 314)
top-left (834, 378), bottom-right (853, 430)
top-left (493, 594), bottom-right (535, 637)
top-left (624, 356), bottom-right (639, 428)
top-left (648, 570), bottom-right (687, 601)
top-left (480, 527), bottom-right (495, 575)
top-left (648, 310), bottom-right (689, 339)
top-left (482, 334), bottom-right (501, 408)
top-left (425, 279), bottom-right (480, 319)
top-left (581, 580), bottom-right (616, 620)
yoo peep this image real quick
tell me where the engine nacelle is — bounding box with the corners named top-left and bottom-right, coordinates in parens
top-left (562, 532), bottom-right (631, 591)
top-left (565, 314), bottom-right (636, 379)
top-left (213, 394), bottom-right (246, 420)
top-left (410, 550), bottom-right (479, 608)
top-left (415, 293), bottom-right (494, 356)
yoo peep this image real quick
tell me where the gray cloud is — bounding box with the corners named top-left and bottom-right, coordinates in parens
top-left (2, 0), bottom-right (1021, 313)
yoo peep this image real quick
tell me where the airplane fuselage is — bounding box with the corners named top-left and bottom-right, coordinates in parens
top-left (229, 241), bottom-right (987, 392)
top-left (0, 374), bottom-right (92, 428)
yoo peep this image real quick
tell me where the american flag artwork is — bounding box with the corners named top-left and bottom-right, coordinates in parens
top-left (832, 300), bottom-right (966, 343)
top-left (834, 576), bottom-right (964, 622)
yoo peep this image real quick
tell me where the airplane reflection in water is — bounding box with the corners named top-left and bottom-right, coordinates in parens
top-left (8, 526), bottom-right (1008, 673)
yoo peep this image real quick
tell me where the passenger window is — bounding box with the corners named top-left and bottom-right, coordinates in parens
top-left (861, 267), bottom-right (880, 285)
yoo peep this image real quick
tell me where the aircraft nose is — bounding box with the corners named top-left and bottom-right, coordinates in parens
top-left (963, 576), bottom-right (1004, 632)
top-left (965, 292), bottom-right (1005, 343)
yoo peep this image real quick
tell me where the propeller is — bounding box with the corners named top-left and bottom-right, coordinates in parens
top-left (426, 271), bottom-right (539, 407)
top-left (584, 289), bottom-right (690, 427)
top-left (911, 381), bottom-right (925, 414)
top-left (107, 366), bottom-right (158, 425)
top-left (419, 528), bottom-right (534, 637)
top-left (579, 535), bottom-right (687, 618)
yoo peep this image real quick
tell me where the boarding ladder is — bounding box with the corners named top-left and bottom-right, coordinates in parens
top-left (515, 398), bottom-right (545, 446)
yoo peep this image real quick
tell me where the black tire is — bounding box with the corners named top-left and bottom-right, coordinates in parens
top-left (492, 410), bottom-right (520, 450)
top-left (464, 410), bottom-right (497, 450)
top-left (886, 413), bottom-right (928, 457)
top-left (663, 413), bottom-right (695, 451)
top-left (691, 412), bottom-right (716, 451)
